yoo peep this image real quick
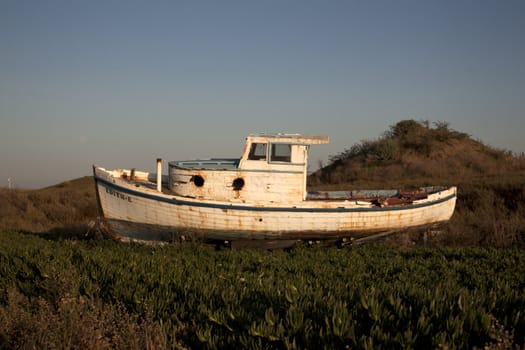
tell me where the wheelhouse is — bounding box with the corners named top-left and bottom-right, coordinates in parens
top-left (168, 134), bottom-right (329, 202)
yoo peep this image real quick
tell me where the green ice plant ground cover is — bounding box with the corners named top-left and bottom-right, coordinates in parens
top-left (1, 231), bottom-right (524, 349)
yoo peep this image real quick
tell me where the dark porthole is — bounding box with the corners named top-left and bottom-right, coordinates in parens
top-left (232, 178), bottom-right (245, 190)
top-left (192, 175), bottom-right (204, 187)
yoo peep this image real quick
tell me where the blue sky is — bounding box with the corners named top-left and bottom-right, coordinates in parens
top-left (1, 0), bottom-right (524, 188)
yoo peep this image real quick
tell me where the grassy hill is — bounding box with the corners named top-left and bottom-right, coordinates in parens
top-left (309, 119), bottom-right (524, 188)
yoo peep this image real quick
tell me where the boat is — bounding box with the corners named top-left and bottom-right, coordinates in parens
top-left (93, 133), bottom-right (457, 247)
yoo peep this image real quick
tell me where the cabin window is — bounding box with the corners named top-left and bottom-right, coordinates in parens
top-left (270, 143), bottom-right (291, 162)
top-left (248, 143), bottom-right (267, 160)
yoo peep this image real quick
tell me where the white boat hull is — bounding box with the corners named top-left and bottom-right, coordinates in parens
top-left (93, 166), bottom-right (457, 243)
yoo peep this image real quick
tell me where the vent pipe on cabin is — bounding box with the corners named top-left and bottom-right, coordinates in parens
top-left (156, 158), bottom-right (162, 192)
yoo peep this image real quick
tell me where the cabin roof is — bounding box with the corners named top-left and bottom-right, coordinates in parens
top-left (247, 133), bottom-right (329, 145)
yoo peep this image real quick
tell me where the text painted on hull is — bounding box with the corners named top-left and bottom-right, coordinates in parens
top-left (106, 187), bottom-right (132, 202)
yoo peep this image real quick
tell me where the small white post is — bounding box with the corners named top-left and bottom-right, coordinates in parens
top-left (156, 158), bottom-right (162, 192)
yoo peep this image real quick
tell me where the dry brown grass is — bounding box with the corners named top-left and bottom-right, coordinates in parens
top-left (0, 176), bottom-right (98, 234)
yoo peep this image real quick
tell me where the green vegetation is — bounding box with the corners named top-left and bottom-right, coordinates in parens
top-left (1, 231), bottom-right (524, 349)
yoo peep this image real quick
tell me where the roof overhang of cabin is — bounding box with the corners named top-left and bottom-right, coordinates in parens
top-left (246, 133), bottom-right (329, 145)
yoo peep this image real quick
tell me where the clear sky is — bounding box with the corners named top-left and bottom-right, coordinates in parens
top-left (1, 0), bottom-right (524, 189)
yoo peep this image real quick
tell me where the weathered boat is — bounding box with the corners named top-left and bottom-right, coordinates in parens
top-left (93, 133), bottom-right (456, 247)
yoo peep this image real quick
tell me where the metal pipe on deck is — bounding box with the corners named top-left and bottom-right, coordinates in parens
top-left (156, 158), bottom-right (162, 192)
